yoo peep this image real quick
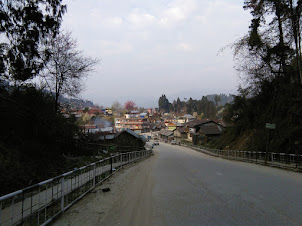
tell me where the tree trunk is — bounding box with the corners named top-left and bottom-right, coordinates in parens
top-left (289, 0), bottom-right (302, 85)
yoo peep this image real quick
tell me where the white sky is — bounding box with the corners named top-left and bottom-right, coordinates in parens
top-left (62, 0), bottom-right (251, 107)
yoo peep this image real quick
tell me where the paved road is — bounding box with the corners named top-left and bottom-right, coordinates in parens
top-left (53, 142), bottom-right (302, 225)
top-left (152, 143), bottom-right (302, 225)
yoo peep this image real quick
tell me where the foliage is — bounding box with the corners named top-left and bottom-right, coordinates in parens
top-left (39, 32), bottom-right (99, 111)
top-left (0, 85), bottom-right (80, 195)
top-left (212, 1), bottom-right (302, 153)
top-left (158, 94), bottom-right (170, 113)
top-left (111, 100), bottom-right (122, 111)
top-left (0, 0), bottom-right (67, 81)
top-left (0, 0), bottom-right (103, 196)
top-left (234, 0), bottom-right (302, 91)
top-left (168, 95), bottom-right (218, 118)
top-left (206, 94), bottom-right (234, 106)
top-left (124, 100), bottom-right (136, 111)
top-left (83, 107), bottom-right (89, 113)
top-left (214, 95), bottom-right (221, 106)
top-left (222, 78), bottom-right (302, 153)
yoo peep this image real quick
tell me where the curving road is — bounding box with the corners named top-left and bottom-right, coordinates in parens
top-left (53, 142), bottom-right (302, 226)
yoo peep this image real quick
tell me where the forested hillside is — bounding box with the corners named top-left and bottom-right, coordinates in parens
top-left (158, 94), bottom-right (231, 119)
top-left (210, 0), bottom-right (302, 154)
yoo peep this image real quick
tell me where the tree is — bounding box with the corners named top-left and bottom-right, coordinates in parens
top-left (111, 101), bottom-right (122, 111)
top-left (186, 97), bottom-right (198, 114)
top-left (124, 100), bottom-right (136, 111)
top-left (216, 1), bottom-right (302, 154)
top-left (40, 32), bottom-right (99, 111)
top-left (82, 112), bottom-right (91, 123)
top-left (158, 94), bottom-right (170, 112)
top-left (83, 107), bottom-right (89, 113)
top-left (0, 0), bottom-right (67, 82)
top-left (198, 96), bottom-right (216, 118)
top-left (214, 95), bottom-right (221, 107)
top-left (234, 0), bottom-right (302, 91)
top-left (176, 97), bottom-right (183, 113)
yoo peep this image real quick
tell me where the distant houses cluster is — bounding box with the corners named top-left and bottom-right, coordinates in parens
top-left (62, 105), bottom-right (226, 148)
top-left (155, 114), bottom-right (225, 145)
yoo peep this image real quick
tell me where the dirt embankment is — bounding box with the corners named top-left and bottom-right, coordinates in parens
top-left (52, 152), bottom-right (157, 226)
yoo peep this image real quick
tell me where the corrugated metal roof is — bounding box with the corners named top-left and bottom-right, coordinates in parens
top-left (184, 114), bottom-right (195, 119)
top-left (159, 129), bottom-right (174, 137)
top-left (199, 125), bottom-right (223, 135)
top-left (186, 119), bottom-right (210, 128)
top-left (115, 129), bottom-right (141, 139)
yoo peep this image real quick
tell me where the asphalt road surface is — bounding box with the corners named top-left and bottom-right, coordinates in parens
top-left (53, 142), bottom-right (302, 226)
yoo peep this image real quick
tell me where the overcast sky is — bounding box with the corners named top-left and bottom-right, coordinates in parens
top-left (62, 0), bottom-right (251, 107)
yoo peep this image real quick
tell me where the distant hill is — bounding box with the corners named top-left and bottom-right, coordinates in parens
top-left (206, 94), bottom-right (234, 106)
top-left (59, 96), bottom-right (95, 109)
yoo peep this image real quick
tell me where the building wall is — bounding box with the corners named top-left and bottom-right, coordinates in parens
top-left (168, 126), bottom-right (176, 131)
top-left (115, 117), bottom-right (149, 133)
top-left (114, 132), bottom-right (145, 152)
top-left (187, 132), bottom-right (193, 141)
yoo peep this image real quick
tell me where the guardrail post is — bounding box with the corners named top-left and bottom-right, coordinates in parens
top-left (61, 177), bottom-right (65, 212)
top-left (271, 153), bottom-right (274, 162)
top-left (121, 154), bottom-right (123, 168)
top-left (93, 164), bottom-right (96, 188)
top-left (110, 156), bottom-right (113, 174)
top-left (11, 196), bottom-right (14, 225)
top-left (0, 201), bottom-right (2, 225)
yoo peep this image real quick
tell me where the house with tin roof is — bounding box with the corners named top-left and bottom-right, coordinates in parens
top-left (159, 129), bottom-right (174, 142)
top-left (184, 119), bottom-right (224, 144)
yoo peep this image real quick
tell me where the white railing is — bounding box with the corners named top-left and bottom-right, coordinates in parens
top-left (0, 150), bottom-right (152, 226)
top-left (181, 143), bottom-right (302, 170)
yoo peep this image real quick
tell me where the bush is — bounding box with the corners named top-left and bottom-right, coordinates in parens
top-left (0, 85), bottom-right (78, 195)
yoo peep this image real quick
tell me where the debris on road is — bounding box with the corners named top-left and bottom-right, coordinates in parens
top-left (102, 188), bottom-right (110, 192)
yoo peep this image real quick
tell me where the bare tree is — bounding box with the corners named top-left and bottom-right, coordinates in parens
top-left (40, 32), bottom-right (99, 111)
top-left (111, 100), bottom-right (123, 111)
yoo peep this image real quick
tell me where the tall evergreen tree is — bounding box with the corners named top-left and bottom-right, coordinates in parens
top-left (176, 97), bottom-right (182, 113)
top-left (158, 94), bottom-right (170, 113)
top-left (238, 0), bottom-right (302, 89)
top-left (0, 0), bottom-right (67, 82)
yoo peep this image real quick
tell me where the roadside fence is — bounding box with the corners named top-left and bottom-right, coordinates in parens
top-left (0, 149), bottom-right (153, 226)
top-left (181, 143), bottom-right (302, 171)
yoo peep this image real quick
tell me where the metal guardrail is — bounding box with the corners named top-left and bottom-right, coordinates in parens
top-left (0, 150), bottom-right (152, 226)
top-left (181, 143), bottom-right (302, 171)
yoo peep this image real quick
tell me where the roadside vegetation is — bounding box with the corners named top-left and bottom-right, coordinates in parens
top-left (0, 0), bottom-right (100, 195)
top-left (210, 1), bottom-right (302, 154)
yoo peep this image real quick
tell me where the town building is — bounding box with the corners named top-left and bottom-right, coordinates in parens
top-left (185, 119), bottom-right (225, 144)
top-left (114, 111), bottom-right (150, 134)
top-left (114, 129), bottom-right (146, 151)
